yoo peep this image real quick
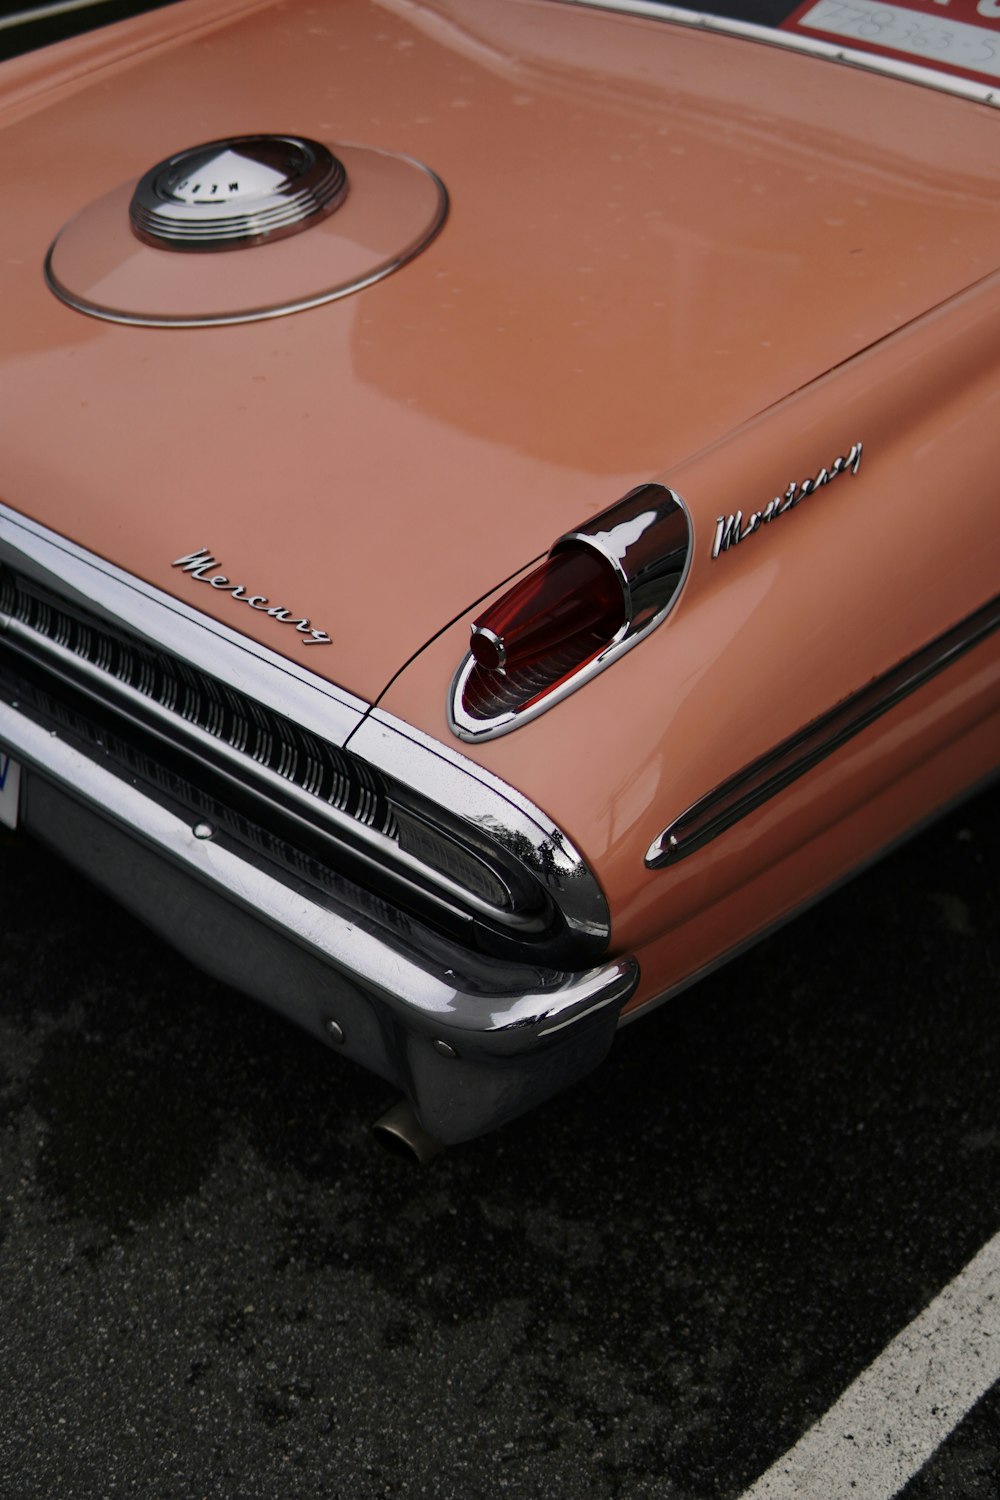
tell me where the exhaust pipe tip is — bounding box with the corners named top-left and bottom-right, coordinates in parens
top-left (373, 1099), bottom-right (443, 1165)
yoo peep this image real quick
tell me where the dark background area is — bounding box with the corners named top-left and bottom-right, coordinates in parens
top-left (0, 0), bottom-right (179, 62)
top-left (0, 0), bottom-right (801, 68)
top-left (1, 785), bottom-right (998, 1498)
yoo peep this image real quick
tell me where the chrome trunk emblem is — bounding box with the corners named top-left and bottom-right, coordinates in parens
top-left (130, 135), bottom-right (349, 252)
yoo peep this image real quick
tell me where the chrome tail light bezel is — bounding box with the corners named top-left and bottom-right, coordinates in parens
top-left (449, 483), bottom-right (692, 741)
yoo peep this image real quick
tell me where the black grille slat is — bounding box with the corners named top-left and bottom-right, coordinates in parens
top-left (1, 562), bottom-right (395, 838)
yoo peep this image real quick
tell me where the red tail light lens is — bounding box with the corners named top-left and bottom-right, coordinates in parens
top-left (470, 546), bottom-right (625, 675)
top-left (451, 483), bottom-right (691, 740)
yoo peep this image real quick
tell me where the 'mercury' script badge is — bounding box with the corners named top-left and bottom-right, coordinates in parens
top-left (171, 549), bottom-right (332, 645)
top-left (711, 442), bottom-right (863, 560)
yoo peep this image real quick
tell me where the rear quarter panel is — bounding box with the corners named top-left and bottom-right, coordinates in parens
top-left (380, 267), bottom-right (1000, 1007)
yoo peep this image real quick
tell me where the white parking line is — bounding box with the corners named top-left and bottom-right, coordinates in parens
top-left (740, 1229), bottom-right (1000, 1500)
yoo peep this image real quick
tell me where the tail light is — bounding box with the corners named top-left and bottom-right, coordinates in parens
top-left (469, 546), bottom-right (625, 674)
top-left (450, 483), bottom-right (691, 740)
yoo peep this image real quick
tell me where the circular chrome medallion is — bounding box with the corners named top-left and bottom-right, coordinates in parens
top-left (46, 142), bottom-right (448, 327)
top-left (129, 135), bottom-right (349, 252)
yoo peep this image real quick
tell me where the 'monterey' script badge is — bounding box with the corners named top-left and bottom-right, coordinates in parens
top-left (712, 442), bottom-right (863, 559)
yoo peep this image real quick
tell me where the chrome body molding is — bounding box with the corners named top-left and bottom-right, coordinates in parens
top-left (130, 136), bottom-right (349, 253)
top-left (626, 766), bottom-right (999, 1030)
top-left (561, 0), bottom-right (1000, 109)
top-left (449, 484), bottom-right (692, 741)
top-left (646, 593), bottom-right (1000, 867)
top-left (712, 442), bottom-right (863, 559)
top-left (1, 701), bottom-right (638, 1143)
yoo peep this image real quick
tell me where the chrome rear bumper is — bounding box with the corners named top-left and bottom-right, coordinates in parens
top-left (2, 700), bottom-right (638, 1143)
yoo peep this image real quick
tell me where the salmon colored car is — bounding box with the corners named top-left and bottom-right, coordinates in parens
top-left (1, 0), bottom-right (998, 1148)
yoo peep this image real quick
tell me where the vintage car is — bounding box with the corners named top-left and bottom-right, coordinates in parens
top-left (0, 0), bottom-right (998, 1152)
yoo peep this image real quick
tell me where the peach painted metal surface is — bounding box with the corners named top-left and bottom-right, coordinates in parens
top-left (1, 0), bottom-right (998, 1140)
top-left (2, 0), bottom-right (1000, 699)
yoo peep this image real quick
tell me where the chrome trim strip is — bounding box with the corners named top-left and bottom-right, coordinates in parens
top-left (0, 501), bottom-right (367, 745)
top-left (560, 0), bottom-right (1000, 109)
top-left (626, 764), bottom-right (999, 1028)
top-left (1, 696), bottom-right (638, 1046)
top-left (646, 594), bottom-right (1000, 867)
top-left (449, 484), bottom-right (692, 742)
top-left (348, 706), bottom-right (613, 948)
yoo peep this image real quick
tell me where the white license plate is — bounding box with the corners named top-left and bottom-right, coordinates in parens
top-left (0, 749), bottom-right (21, 830)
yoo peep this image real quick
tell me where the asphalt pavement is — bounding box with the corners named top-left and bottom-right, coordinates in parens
top-left (1, 784), bottom-right (997, 1498)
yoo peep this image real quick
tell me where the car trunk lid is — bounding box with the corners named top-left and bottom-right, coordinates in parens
top-left (1, 0), bottom-right (998, 702)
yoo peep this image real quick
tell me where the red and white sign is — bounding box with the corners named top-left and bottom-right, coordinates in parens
top-left (783, 0), bottom-right (1000, 84)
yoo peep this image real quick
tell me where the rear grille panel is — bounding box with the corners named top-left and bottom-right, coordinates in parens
top-left (1, 562), bottom-right (565, 956)
top-left (0, 562), bottom-right (394, 834)
top-left (1, 650), bottom-right (470, 945)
